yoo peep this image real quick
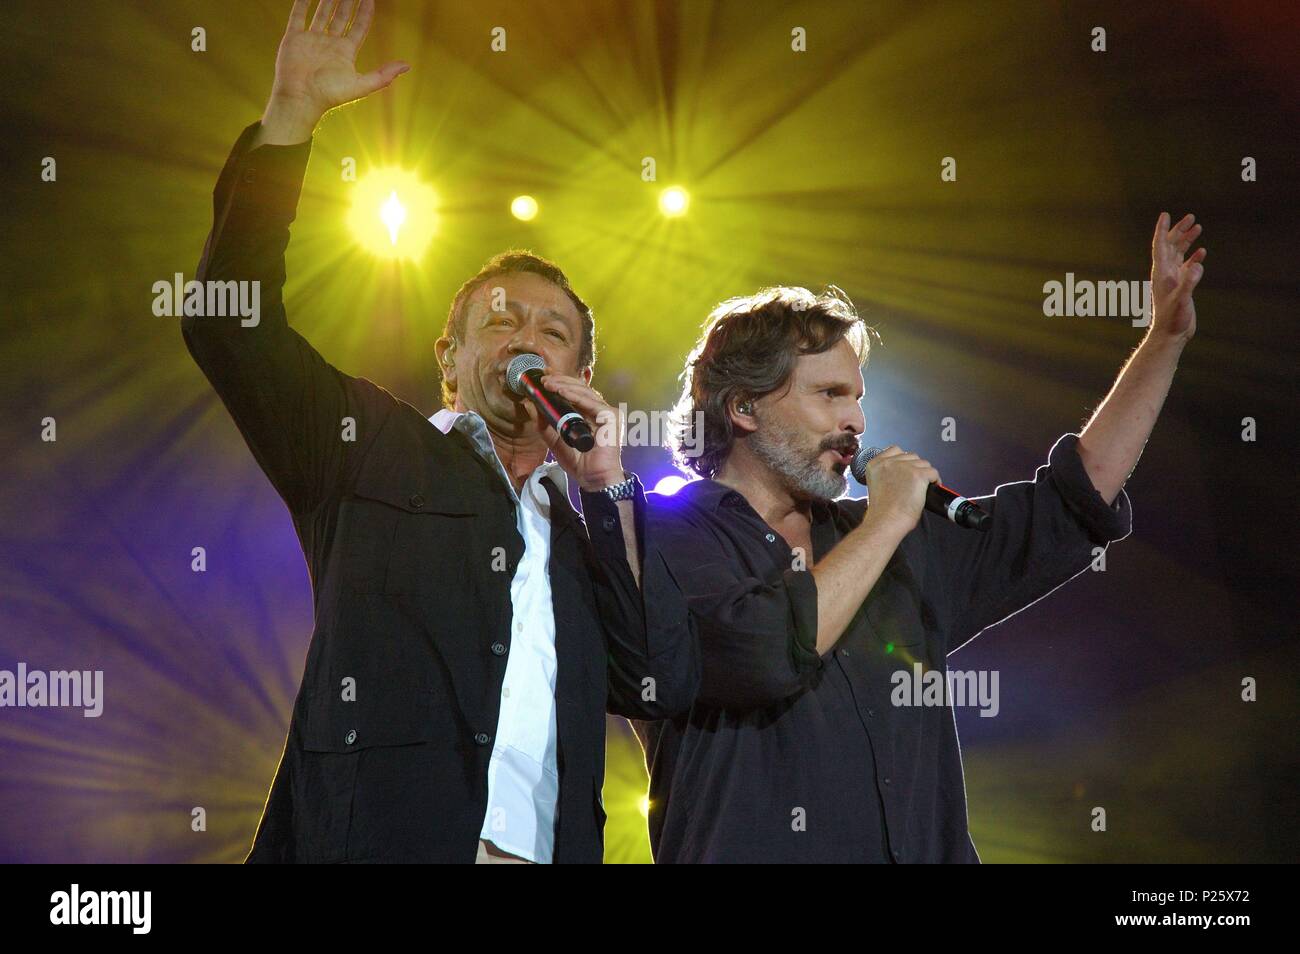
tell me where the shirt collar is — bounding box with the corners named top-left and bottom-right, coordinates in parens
top-left (672, 477), bottom-right (741, 511)
top-left (673, 476), bottom-right (837, 523)
top-left (429, 408), bottom-right (569, 498)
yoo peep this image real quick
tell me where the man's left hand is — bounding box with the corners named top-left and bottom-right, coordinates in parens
top-left (538, 373), bottom-right (626, 492)
top-left (1150, 211), bottom-right (1206, 343)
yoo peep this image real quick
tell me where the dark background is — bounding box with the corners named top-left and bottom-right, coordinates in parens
top-left (1, 0), bottom-right (1296, 862)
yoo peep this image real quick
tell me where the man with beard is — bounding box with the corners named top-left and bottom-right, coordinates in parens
top-left (638, 217), bottom-right (1204, 861)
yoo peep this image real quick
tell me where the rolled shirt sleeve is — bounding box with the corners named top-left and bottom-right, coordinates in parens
top-left (645, 498), bottom-right (822, 711)
top-left (1043, 433), bottom-right (1133, 543)
top-left (925, 432), bottom-right (1133, 646)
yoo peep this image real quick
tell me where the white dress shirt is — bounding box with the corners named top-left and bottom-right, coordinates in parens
top-left (430, 408), bottom-right (563, 863)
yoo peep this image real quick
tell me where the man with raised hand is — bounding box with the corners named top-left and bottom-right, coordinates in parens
top-left (184, 0), bottom-right (696, 864)
top-left (639, 214), bottom-right (1203, 862)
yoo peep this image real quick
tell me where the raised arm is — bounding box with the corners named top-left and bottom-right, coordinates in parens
top-left (1077, 212), bottom-right (1205, 504)
top-left (255, 0), bottom-right (409, 146)
top-left (183, 0), bottom-right (409, 514)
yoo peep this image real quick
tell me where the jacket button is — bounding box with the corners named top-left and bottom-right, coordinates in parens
top-left (601, 516), bottom-right (617, 532)
top-left (490, 642), bottom-right (506, 656)
top-left (884, 777), bottom-right (892, 786)
top-left (408, 493), bottom-right (425, 510)
top-left (345, 729), bottom-right (357, 745)
top-left (474, 732), bottom-right (490, 745)
top-left (765, 532), bottom-right (776, 543)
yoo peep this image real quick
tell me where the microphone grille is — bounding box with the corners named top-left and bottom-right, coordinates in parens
top-left (851, 445), bottom-right (886, 484)
top-left (506, 353), bottom-right (546, 394)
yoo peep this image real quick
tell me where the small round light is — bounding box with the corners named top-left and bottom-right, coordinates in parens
top-left (511, 195), bottom-right (539, 221)
top-left (659, 186), bottom-right (689, 217)
top-left (654, 475), bottom-right (688, 496)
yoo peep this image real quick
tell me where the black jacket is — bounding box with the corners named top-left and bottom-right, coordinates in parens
top-left (183, 121), bottom-right (697, 863)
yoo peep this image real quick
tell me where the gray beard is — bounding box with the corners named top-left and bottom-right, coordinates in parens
top-left (748, 413), bottom-right (847, 502)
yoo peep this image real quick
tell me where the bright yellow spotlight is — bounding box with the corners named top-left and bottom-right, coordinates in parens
top-left (638, 795), bottom-right (650, 818)
top-left (659, 186), bottom-right (689, 217)
top-left (380, 190), bottom-right (406, 245)
top-left (348, 168), bottom-right (438, 260)
top-left (511, 194), bottom-right (539, 221)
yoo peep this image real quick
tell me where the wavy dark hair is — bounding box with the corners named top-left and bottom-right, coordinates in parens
top-left (669, 285), bottom-right (875, 478)
top-left (440, 250), bottom-right (595, 407)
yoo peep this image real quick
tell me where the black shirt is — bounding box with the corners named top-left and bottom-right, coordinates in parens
top-left (634, 434), bottom-right (1131, 862)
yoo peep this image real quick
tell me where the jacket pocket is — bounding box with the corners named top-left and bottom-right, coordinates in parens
top-left (354, 467), bottom-right (482, 597)
top-left (336, 467), bottom-right (479, 594)
top-left (292, 681), bottom-right (450, 862)
top-left (299, 681), bottom-right (440, 753)
top-left (352, 465), bottom-right (478, 518)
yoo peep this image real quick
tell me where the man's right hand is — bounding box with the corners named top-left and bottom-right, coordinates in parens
top-left (256, 0), bottom-right (410, 146)
top-left (861, 445), bottom-right (941, 538)
top-left (809, 445), bottom-right (940, 655)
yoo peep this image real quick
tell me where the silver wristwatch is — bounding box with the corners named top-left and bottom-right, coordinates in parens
top-left (600, 472), bottom-right (639, 502)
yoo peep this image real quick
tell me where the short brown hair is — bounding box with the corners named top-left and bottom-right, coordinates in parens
top-left (440, 250), bottom-right (595, 407)
top-left (669, 285), bottom-right (875, 478)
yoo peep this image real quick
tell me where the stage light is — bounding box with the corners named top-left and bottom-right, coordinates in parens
top-left (347, 168), bottom-right (438, 260)
top-left (380, 191), bottom-right (405, 245)
top-left (653, 475), bottom-right (688, 496)
top-left (638, 796), bottom-right (650, 819)
top-left (511, 195), bottom-right (539, 221)
top-left (658, 186), bottom-right (689, 217)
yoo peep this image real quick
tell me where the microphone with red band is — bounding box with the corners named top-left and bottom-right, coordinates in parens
top-left (506, 353), bottom-right (596, 452)
top-left (851, 445), bottom-right (991, 532)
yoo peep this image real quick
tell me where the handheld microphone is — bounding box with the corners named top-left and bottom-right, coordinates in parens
top-left (506, 353), bottom-right (596, 452)
top-left (851, 445), bottom-right (991, 532)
